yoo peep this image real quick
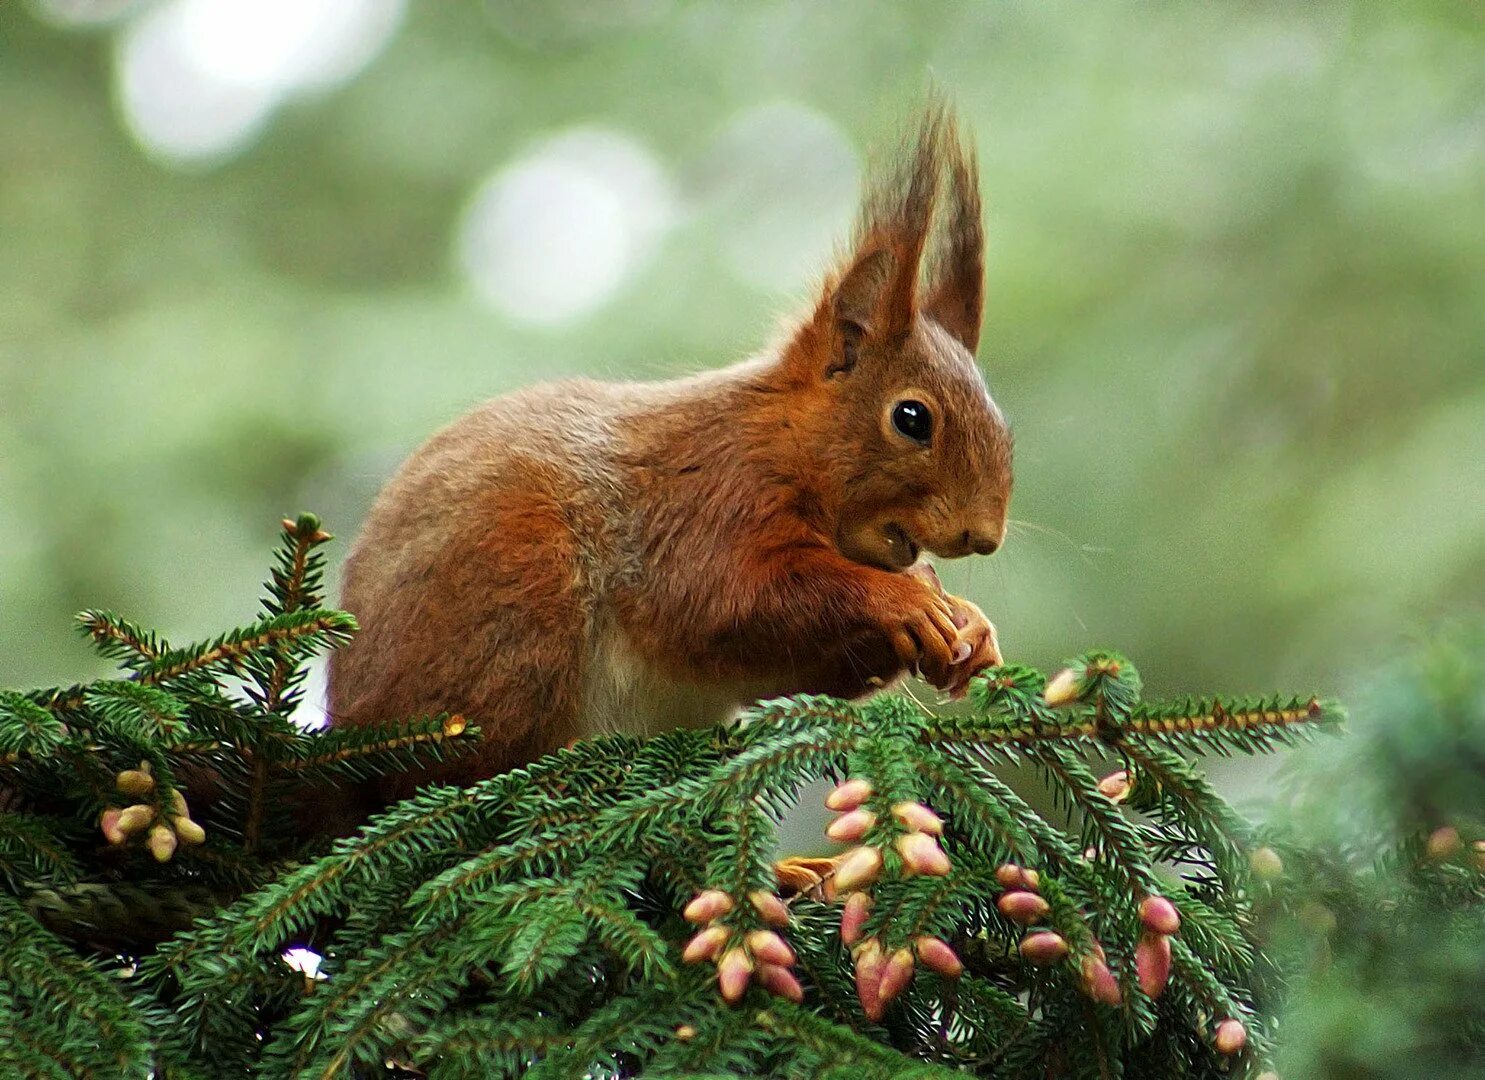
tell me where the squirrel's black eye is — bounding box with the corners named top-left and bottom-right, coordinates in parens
top-left (891, 400), bottom-right (933, 445)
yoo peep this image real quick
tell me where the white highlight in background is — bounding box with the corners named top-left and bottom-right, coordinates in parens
top-left (696, 103), bottom-right (858, 291)
top-left (456, 130), bottom-right (676, 325)
top-left (114, 0), bottom-right (405, 165)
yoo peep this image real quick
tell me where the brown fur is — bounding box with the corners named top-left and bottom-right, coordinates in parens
top-left (330, 106), bottom-right (1013, 804)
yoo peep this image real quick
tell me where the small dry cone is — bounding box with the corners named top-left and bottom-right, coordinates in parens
top-left (874, 948), bottom-right (914, 1011)
top-left (674, 1025), bottom-right (697, 1042)
top-left (1213, 1018), bottom-right (1248, 1056)
top-left (1136, 931), bottom-right (1172, 998)
top-left (1250, 846), bottom-right (1284, 881)
top-left (755, 962), bottom-right (804, 1003)
top-left (1139, 895), bottom-right (1181, 936)
top-left (826, 808), bottom-right (876, 843)
top-left (915, 936), bottom-right (963, 978)
top-left (825, 779), bottom-right (873, 812)
top-left (840, 892), bottom-right (872, 946)
top-left (1043, 667), bottom-right (1081, 706)
top-left (749, 890), bottom-right (790, 928)
top-left (745, 930), bottom-right (796, 967)
top-left (772, 855), bottom-right (837, 898)
top-left (682, 925), bottom-right (729, 964)
top-left (172, 817), bottom-right (206, 846)
top-left (147, 823), bottom-right (178, 863)
top-left (1019, 932), bottom-right (1069, 966)
top-left (997, 890), bottom-right (1050, 926)
top-left (833, 845), bottom-right (884, 893)
top-left (683, 889), bottom-right (734, 924)
top-left (717, 947), bottom-right (753, 1003)
top-left (896, 832), bottom-right (951, 876)
top-left (853, 940), bottom-right (886, 1018)
top-left (891, 801), bottom-right (944, 836)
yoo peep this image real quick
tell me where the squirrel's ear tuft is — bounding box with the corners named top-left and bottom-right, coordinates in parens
top-left (788, 105), bottom-right (946, 381)
top-left (922, 118), bottom-right (984, 355)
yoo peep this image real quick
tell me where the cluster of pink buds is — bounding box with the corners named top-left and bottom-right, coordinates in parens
top-left (98, 764), bottom-right (205, 863)
top-left (994, 863), bottom-right (1070, 968)
top-left (825, 778), bottom-right (961, 1020)
top-left (1135, 894), bottom-right (1180, 999)
top-left (998, 863), bottom-right (1113, 998)
top-left (681, 888), bottom-right (803, 1004)
top-left (823, 779), bottom-right (952, 893)
top-left (847, 932), bottom-right (964, 1022)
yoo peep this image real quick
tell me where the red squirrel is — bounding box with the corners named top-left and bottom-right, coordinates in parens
top-left (329, 106), bottom-right (1012, 801)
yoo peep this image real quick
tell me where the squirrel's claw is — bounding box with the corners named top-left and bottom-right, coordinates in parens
top-left (941, 594), bottom-right (1001, 698)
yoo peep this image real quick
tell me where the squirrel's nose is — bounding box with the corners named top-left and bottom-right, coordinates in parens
top-left (961, 523), bottom-right (1004, 557)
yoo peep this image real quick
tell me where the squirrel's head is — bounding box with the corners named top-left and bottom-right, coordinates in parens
top-left (773, 103), bottom-right (1012, 572)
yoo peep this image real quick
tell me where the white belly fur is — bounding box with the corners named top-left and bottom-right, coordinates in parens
top-left (579, 619), bottom-right (745, 740)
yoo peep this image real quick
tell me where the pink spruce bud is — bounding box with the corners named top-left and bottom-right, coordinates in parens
top-left (1096, 770), bottom-right (1130, 802)
top-left (896, 832), bottom-right (951, 876)
top-left (115, 768), bottom-right (156, 797)
top-left (853, 940), bottom-right (885, 1018)
top-left (832, 845), bottom-right (884, 892)
top-left (682, 925), bottom-right (729, 964)
top-left (914, 936), bottom-right (963, 978)
top-left (755, 962), bottom-right (804, 1003)
top-left (826, 808), bottom-right (876, 843)
top-left (1019, 932), bottom-right (1069, 966)
top-left (1044, 667), bottom-right (1081, 706)
top-left (1249, 846), bottom-right (1284, 881)
top-left (825, 778), bottom-right (873, 812)
top-left (1081, 954), bottom-right (1122, 1006)
top-left (994, 863), bottom-right (1026, 889)
top-left (683, 889), bottom-right (734, 924)
top-left (840, 891), bottom-right (872, 946)
top-left (147, 823), bottom-right (177, 863)
top-left (997, 890), bottom-right (1050, 926)
top-left (99, 808), bottom-right (127, 845)
top-left (745, 930), bottom-right (796, 967)
top-left (891, 801), bottom-right (944, 836)
top-left (1136, 931), bottom-right (1172, 999)
top-left (172, 816), bottom-right (206, 846)
top-left (116, 804), bottom-right (155, 838)
top-left (1213, 1018), bottom-right (1248, 1056)
top-left (875, 947), bottom-right (915, 1009)
top-left (1426, 826), bottom-right (1462, 861)
top-left (1139, 895), bottom-right (1181, 936)
top-left (717, 947), bottom-right (753, 1003)
top-left (749, 890), bottom-right (790, 928)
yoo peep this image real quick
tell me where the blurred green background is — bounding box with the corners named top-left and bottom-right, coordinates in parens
top-left (3, 1), bottom-right (1483, 722)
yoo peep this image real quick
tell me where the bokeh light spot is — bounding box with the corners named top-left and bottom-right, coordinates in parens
top-left (696, 103), bottom-right (859, 291)
top-left (113, 0), bottom-right (405, 166)
top-left (456, 130), bottom-right (675, 325)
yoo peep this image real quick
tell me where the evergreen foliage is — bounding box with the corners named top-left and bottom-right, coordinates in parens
top-left (0, 519), bottom-right (1478, 1078)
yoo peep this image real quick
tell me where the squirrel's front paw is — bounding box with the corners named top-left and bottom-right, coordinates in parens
top-left (939, 594), bottom-right (1001, 698)
top-left (873, 578), bottom-right (959, 684)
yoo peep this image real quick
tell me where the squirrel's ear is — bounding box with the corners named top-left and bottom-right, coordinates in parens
top-left (922, 123), bottom-right (984, 355)
top-left (795, 109), bottom-right (946, 379)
